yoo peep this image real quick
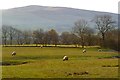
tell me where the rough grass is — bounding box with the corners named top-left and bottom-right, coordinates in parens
top-left (2, 47), bottom-right (119, 78)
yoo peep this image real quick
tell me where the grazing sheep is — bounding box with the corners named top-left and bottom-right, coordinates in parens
top-left (83, 49), bottom-right (86, 53)
top-left (40, 45), bottom-right (43, 48)
top-left (63, 55), bottom-right (68, 61)
top-left (98, 49), bottom-right (102, 52)
top-left (12, 51), bottom-right (16, 56)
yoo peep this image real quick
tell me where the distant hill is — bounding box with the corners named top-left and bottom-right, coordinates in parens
top-left (2, 5), bottom-right (118, 33)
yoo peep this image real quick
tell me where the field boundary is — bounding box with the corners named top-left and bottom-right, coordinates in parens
top-left (2, 45), bottom-right (100, 48)
top-left (1, 78), bottom-right (119, 80)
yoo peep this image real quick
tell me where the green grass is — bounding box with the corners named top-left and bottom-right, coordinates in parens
top-left (2, 47), bottom-right (119, 78)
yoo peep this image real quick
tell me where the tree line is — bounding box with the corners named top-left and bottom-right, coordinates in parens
top-left (2, 14), bottom-right (119, 51)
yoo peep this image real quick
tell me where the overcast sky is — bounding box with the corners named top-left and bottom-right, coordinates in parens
top-left (0, 0), bottom-right (119, 13)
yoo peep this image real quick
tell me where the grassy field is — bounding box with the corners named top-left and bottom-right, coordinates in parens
top-left (2, 47), bottom-right (119, 78)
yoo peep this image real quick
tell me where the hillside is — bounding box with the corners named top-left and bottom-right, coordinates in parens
top-left (2, 5), bottom-right (118, 33)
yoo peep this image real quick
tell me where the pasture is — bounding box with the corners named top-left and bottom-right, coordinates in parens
top-left (2, 46), bottom-right (119, 78)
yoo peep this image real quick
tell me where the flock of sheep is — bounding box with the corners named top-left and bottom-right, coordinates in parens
top-left (11, 48), bottom-right (102, 61)
top-left (63, 49), bottom-right (86, 61)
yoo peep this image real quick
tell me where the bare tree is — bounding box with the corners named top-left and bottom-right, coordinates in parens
top-left (8, 26), bottom-right (16, 45)
top-left (2, 25), bottom-right (23, 45)
top-left (105, 29), bottom-right (119, 51)
top-left (2, 25), bottom-right (9, 45)
top-left (15, 29), bottom-right (23, 45)
top-left (43, 31), bottom-right (50, 46)
top-left (84, 27), bottom-right (95, 46)
top-left (32, 29), bottom-right (44, 46)
top-left (48, 29), bottom-right (58, 46)
top-left (60, 32), bottom-right (71, 45)
top-left (73, 19), bottom-right (88, 48)
top-left (60, 32), bottom-right (80, 46)
top-left (70, 33), bottom-right (80, 47)
top-left (23, 30), bottom-right (32, 44)
top-left (93, 15), bottom-right (115, 47)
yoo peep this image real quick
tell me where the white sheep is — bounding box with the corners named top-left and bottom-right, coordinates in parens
top-left (63, 55), bottom-right (68, 61)
top-left (83, 49), bottom-right (86, 53)
top-left (98, 49), bottom-right (102, 52)
top-left (12, 51), bottom-right (16, 56)
top-left (40, 45), bottom-right (43, 48)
